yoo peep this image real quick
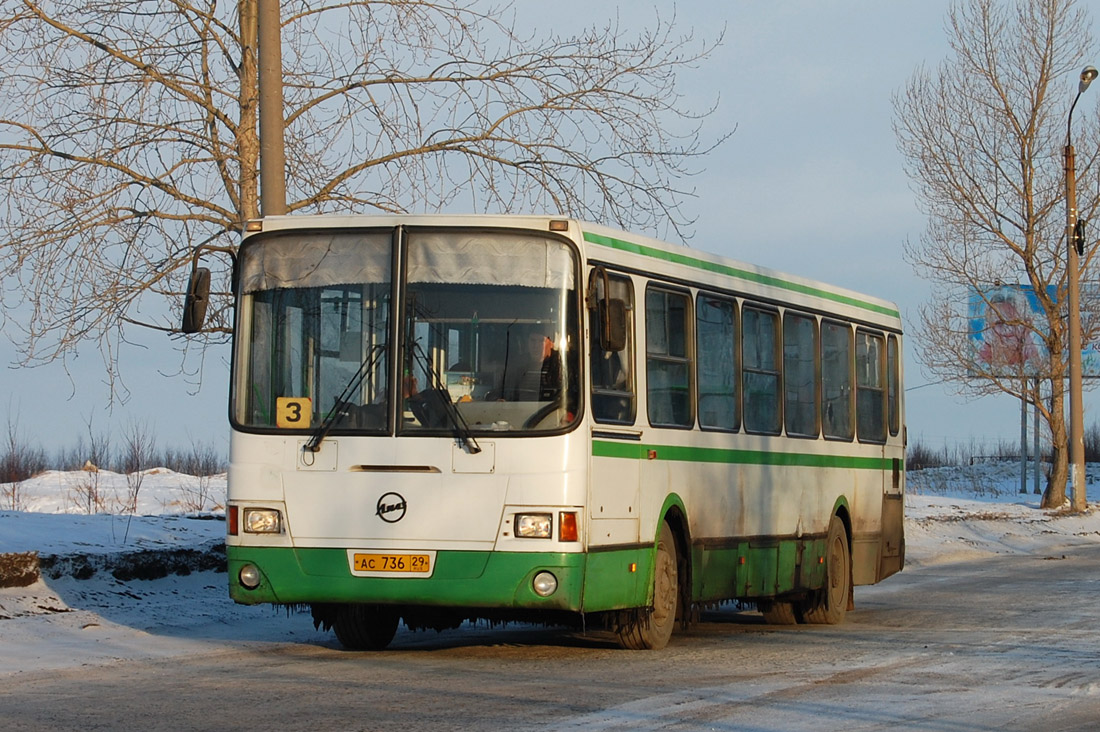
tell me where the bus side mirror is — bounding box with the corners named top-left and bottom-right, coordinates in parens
top-left (599, 298), bottom-right (627, 352)
top-left (182, 267), bottom-right (211, 334)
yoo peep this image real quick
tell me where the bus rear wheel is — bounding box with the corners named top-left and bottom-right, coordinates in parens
top-left (803, 515), bottom-right (850, 625)
top-left (618, 522), bottom-right (679, 650)
top-left (332, 604), bottom-right (400, 650)
top-left (758, 599), bottom-right (801, 625)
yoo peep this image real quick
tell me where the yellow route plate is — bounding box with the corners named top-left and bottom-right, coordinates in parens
top-left (276, 397), bottom-right (311, 429)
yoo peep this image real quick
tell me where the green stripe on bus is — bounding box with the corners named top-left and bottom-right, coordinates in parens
top-left (592, 439), bottom-right (894, 471)
top-left (582, 231), bottom-right (900, 319)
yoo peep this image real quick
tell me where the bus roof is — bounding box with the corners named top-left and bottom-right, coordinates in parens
top-left (245, 214), bottom-right (901, 326)
top-left (578, 221), bottom-right (901, 325)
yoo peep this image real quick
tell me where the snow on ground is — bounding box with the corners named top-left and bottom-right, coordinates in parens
top-left (1, 460), bottom-right (1100, 678)
top-left (904, 459), bottom-right (1100, 565)
top-left (0, 468), bottom-right (224, 557)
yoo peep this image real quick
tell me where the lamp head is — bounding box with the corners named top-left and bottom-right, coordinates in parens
top-left (1081, 66), bottom-right (1099, 94)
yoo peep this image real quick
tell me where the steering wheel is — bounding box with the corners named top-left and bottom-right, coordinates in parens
top-left (523, 399), bottom-right (562, 429)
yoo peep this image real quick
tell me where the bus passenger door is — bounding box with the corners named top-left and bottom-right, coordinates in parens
top-left (583, 266), bottom-right (643, 611)
top-left (586, 267), bottom-right (640, 549)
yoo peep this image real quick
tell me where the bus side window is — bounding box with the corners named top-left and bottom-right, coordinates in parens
top-left (646, 286), bottom-right (694, 428)
top-left (821, 320), bottom-right (854, 440)
top-left (888, 334), bottom-right (901, 437)
top-left (783, 312), bottom-right (818, 437)
top-left (590, 271), bottom-right (636, 424)
top-left (743, 306), bottom-right (781, 434)
top-left (856, 330), bottom-right (886, 442)
top-left (696, 294), bottom-right (738, 431)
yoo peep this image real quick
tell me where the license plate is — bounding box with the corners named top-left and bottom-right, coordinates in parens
top-left (347, 550), bottom-right (434, 577)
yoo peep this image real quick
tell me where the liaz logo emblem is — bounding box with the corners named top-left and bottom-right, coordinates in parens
top-left (376, 492), bottom-right (407, 523)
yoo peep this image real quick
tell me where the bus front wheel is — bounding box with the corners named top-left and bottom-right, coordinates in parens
top-left (618, 521), bottom-right (679, 650)
top-left (332, 604), bottom-right (400, 651)
top-left (803, 515), bottom-right (850, 625)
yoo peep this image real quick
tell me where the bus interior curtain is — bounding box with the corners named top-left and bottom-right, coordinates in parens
top-left (240, 232), bottom-right (391, 293)
top-left (406, 232), bottom-right (574, 289)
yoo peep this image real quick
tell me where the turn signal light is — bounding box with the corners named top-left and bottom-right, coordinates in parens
top-left (559, 512), bottom-right (579, 542)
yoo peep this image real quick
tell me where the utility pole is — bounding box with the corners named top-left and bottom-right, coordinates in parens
top-left (257, 0), bottom-right (287, 216)
top-left (1020, 378), bottom-right (1027, 495)
top-left (1064, 65), bottom-right (1097, 512)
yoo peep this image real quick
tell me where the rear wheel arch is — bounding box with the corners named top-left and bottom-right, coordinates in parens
top-left (831, 497), bottom-right (852, 540)
top-left (656, 497), bottom-right (691, 620)
top-left (834, 504), bottom-right (855, 612)
top-left (803, 512), bottom-right (853, 624)
top-left (830, 498), bottom-right (854, 574)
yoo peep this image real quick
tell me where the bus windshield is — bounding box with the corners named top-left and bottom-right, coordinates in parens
top-left (233, 227), bottom-right (580, 435)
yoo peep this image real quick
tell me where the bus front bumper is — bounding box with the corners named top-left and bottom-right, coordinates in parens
top-left (227, 545), bottom-right (587, 612)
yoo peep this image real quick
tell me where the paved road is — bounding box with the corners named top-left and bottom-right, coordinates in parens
top-left (3, 545), bottom-right (1100, 731)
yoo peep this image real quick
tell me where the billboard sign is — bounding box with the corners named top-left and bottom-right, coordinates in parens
top-left (968, 284), bottom-right (1100, 378)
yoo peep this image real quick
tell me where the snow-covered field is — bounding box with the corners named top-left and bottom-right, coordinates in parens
top-left (1, 467), bottom-right (225, 559)
top-left (2, 461), bottom-right (1099, 678)
top-left (904, 460), bottom-right (1100, 566)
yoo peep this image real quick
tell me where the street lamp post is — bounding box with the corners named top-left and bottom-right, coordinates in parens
top-left (1065, 65), bottom-right (1097, 512)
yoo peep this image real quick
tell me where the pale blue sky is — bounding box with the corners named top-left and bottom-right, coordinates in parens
top-left (3, 1), bottom-right (1096, 454)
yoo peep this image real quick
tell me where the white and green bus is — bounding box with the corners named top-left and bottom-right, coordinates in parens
top-left (217, 214), bottom-right (904, 650)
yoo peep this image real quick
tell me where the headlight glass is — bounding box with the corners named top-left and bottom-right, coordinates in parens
top-left (515, 513), bottom-right (553, 539)
top-left (532, 571), bottom-right (558, 597)
top-left (243, 508), bottom-right (282, 534)
top-left (239, 564), bottom-right (262, 589)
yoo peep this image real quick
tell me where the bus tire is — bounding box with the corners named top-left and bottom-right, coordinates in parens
top-left (803, 515), bottom-right (850, 625)
top-left (758, 599), bottom-right (800, 625)
top-left (617, 521), bottom-right (678, 650)
top-left (332, 604), bottom-right (400, 650)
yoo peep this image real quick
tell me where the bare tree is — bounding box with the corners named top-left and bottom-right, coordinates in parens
top-left (1, 406), bottom-right (48, 510)
top-left (120, 418), bottom-right (155, 515)
top-left (175, 436), bottom-right (224, 513)
top-left (0, 0), bottom-right (724, 399)
top-left (68, 415), bottom-right (112, 513)
top-left (895, 0), bottom-right (1099, 509)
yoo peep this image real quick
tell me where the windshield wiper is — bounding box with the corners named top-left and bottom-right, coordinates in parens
top-left (407, 339), bottom-right (482, 454)
top-left (304, 343), bottom-right (387, 453)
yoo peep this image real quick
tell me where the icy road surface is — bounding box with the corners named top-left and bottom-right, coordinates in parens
top-left (1, 544), bottom-right (1099, 731)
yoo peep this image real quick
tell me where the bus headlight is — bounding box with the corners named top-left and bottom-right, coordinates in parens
top-left (515, 513), bottom-right (553, 539)
top-left (532, 571), bottom-right (558, 597)
top-left (243, 508), bottom-right (283, 534)
top-left (239, 564), bottom-right (262, 589)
